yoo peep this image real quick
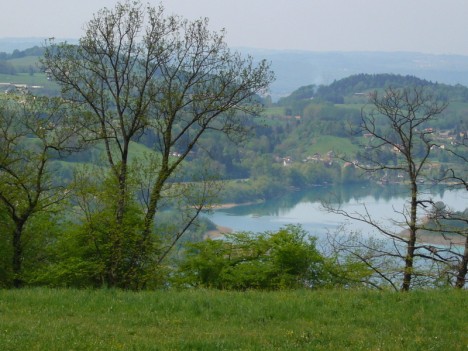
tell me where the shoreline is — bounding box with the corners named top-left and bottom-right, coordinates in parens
top-left (400, 229), bottom-right (466, 246)
top-left (204, 226), bottom-right (466, 247)
top-left (211, 201), bottom-right (263, 210)
top-left (204, 225), bottom-right (233, 240)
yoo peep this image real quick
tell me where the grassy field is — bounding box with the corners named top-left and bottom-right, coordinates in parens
top-left (306, 135), bottom-right (360, 156)
top-left (0, 288), bottom-right (466, 350)
top-left (0, 72), bottom-right (57, 90)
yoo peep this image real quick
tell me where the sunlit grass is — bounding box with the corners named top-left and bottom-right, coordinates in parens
top-left (0, 288), bottom-right (466, 350)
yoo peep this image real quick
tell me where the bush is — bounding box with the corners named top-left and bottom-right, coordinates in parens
top-left (173, 225), bottom-right (329, 290)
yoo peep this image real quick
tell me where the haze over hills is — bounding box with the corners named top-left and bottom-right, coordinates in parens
top-left (242, 48), bottom-right (468, 100)
top-left (2, 37), bottom-right (468, 100)
top-left (0, 37), bottom-right (77, 52)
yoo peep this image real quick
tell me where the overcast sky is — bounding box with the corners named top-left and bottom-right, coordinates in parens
top-left (2, 0), bottom-right (468, 55)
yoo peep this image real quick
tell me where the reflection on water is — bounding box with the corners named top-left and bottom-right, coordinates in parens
top-left (206, 184), bottom-right (467, 237)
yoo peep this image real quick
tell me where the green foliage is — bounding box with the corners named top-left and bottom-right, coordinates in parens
top-left (296, 162), bottom-right (340, 186)
top-left (34, 172), bottom-right (161, 289)
top-left (0, 46), bottom-right (44, 60)
top-left (221, 176), bottom-right (286, 203)
top-left (0, 211), bottom-right (62, 288)
top-left (309, 73), bottom-right (468, 104)
top-left (174, 225), bottom-right (330, 290)
top-left (277, 84), bottom-right (316, 106)
top-left (31, 222), bottom-right (105, 288)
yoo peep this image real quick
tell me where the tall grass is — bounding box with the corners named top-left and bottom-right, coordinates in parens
top-left (0, 288), bottom-right (466, 350)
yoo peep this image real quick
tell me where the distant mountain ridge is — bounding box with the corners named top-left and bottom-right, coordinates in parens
top-left (2, 38), bottom-right (468, 101)
top-left (0, 38), bottom-right (47, 53)
top-left (242, 48), bottom-right (468, 100)
top-left (0, 37), bottom-right (77, 53)
top-left (279, 73), bottom-right (468, 105)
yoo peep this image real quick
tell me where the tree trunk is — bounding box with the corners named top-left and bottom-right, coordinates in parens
top-left (455, 236), bottom-right (468, 288)
top-left (12, 222), bottom-right (24, 288)
top-left (401, 182), bottom-right (418, 291)
top-left (106, 144), bottom-right (129, 288)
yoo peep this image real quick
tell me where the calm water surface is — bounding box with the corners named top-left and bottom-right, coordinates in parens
top-left (207, 184), bottom-right (467, 238)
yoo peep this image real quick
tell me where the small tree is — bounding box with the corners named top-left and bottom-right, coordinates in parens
top-left (0, 95), bottom-right (79, 287)
top-left (420, 201), bottom-right (467, 288)
top-left (328, 87), bottom-right (447, 291)
top-left (428, 128), bottom-right (468, 288)
top-left (448, 138), bottom-right (468, 288)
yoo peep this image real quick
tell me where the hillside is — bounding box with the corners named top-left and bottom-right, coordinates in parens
top-left (278, 73), bottom-right (468, 105)
top-left (0, 46), bottom-right (58, 95)
top-left (0, 45), bottom-right (466, 201)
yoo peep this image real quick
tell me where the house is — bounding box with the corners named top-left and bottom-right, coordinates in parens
top-left (305, 153), bottom-right (322, 162)
top-left (282, 157), bottom-right (292, 166)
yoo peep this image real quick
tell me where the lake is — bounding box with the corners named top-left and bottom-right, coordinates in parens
top-left (206, 184), bottom-right (467, 239)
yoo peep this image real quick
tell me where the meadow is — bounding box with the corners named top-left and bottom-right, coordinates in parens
top-left (0, 288), bottom-right (466, 350)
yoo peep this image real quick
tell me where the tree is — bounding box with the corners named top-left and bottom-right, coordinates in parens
top-left (428, 126), bottom-right (468, 288)
top-left (420, 201), bottom-right (467, 288)
top-left (0, 94), bottom-right (79, 287)
top-left (42, 0), bottom-right (274, 288)
top-left (328, 86), bottom-right (448, 291)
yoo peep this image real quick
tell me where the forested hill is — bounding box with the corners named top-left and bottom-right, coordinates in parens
top-left (0, 45), bottom-right (44, 60)
top-left (278, 73), bottom-right (468, 105)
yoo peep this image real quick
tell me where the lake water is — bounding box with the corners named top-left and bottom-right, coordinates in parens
top-left (206, 184), bottom-right (467, 239)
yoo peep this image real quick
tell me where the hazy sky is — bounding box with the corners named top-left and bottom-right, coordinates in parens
top-left (2, 0), bottom-right (468, 55)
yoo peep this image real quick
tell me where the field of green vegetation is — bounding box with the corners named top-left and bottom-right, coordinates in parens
top-left (0, 288), bottom-right (466, 350)
top-left (0, 72), bottom-right (52, 86)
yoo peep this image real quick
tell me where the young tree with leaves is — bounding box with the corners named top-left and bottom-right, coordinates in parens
top-left (0, 95), bottom-right (79, 287)
top-left (42, 0), bottom-right (274, 288)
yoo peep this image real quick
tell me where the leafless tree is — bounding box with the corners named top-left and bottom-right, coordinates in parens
top-left (327, 86), bottom-right (448, 291)
top-left (42, 1), bottom-right (274, 287)
top-left (426, 125), bottom-right (468, 288)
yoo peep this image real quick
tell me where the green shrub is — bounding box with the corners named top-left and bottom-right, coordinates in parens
top-left (173, 225), bottom-right (329, 290)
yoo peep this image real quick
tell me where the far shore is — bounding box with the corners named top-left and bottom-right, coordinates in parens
top-left (203, 201), bottom-right (264, 239)
top-left (204, 225), bottom-right (233, 239)
top-left (205, 224), bottom-right (467, 246)
top-left (400, 229), bottom-right (466, 246)
top-left (205, 201), bottom-right (466, 247)
top-left (210, 201), bottom-right (263, 210)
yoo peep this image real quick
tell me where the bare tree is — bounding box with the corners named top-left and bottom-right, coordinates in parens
top-left (327, 86), bottom-right (448, 291)
top-left (427, 126), bottom-right (468, 288)
top-left (0, 94), bottom-right (79, 287)
top-left (448, 134), bottom-right (468, 288)
top-left (420, 201), bottom-right (467, 288)
top-left (42, 1), bottom-right (274, 287)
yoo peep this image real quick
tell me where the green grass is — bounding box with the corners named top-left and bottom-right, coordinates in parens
top-left (7, 56), bottom-right (41, 69)
top-left (85, 140), bottom-right (158, 164)
top-left (0, 288), bottom-right (466, 350)
top-left (0, 72), bottom-right (57, 89)
top-left (263, 106), bottom-right (286, 116)
top-left (306, 135), bottom-right (359, 156)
